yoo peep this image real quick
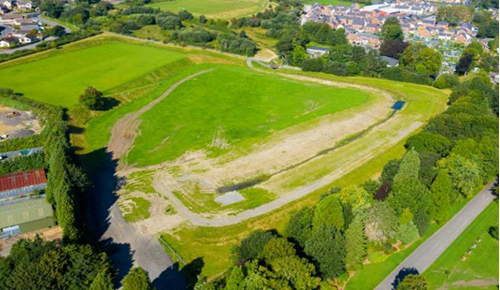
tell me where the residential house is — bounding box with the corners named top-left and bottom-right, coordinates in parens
top-left (306, 46), bottom-right (330, 57)
top-left (0, 36), bottom-right (16, 47)
top-left (16, 1), bottom-right (33, 10)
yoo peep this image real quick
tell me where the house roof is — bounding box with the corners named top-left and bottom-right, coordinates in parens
top-left (307, 46), bottom-right (330, 52)
top-left (381, 56), bottom-right (399, 66)
top-left (0, 169), bottom-right (47, 193)
top-left (0, 197), bottom-right (53, 229)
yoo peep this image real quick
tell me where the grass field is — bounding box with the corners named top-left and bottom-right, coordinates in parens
top-left (424, 201), bottom-right (499, 290)
top-left (126, 65), bottom-right (370, 167)
top-left (121, 196), bottom-right (152, 222)
top-left (146, 0), bottom-right (269, 18)
top-left (0, 42), bottom-right (185, 107)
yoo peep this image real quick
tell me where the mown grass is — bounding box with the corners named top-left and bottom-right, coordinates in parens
top-left (126, 65), bottom-right (370, 166)
top-left (40, 15), bottom-right (80, 32)
top-left (145, 0), bottom-right (269, 18)
top-left (0, 42), bottom-right (185, 107)
top-left (424, 201), bottom-right (499, 290)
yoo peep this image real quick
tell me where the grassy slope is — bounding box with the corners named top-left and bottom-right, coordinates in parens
top-left (0, 42), bottom-right (185, 107)
top-left (127, 65), bottom-right (370, 166)
top-left (161, 74), bottom-right (449, 278)
top-left (424, 201), bottom-right (499, 290)
top-left (146, 0), bottom-right (269, 19)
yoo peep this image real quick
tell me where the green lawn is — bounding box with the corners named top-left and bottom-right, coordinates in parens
top-left (425, 201), bottom-right (499, 290)
top-left (0, 42), bottom-right (185, 107)
top-left (126, 65), bottom-right (370, 167)
top-left (146, 0), bottom-right (269, 18)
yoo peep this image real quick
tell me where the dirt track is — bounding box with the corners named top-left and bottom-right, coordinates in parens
top-left (108, 70), bottom-right (213, 161)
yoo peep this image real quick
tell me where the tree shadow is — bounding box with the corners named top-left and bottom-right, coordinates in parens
top-left (153, 262), bottom-right (187, 290)
top-left (180, 257), bottom-right (205, 290)
top-left (391, 267), bottom-right (419, 289)
top-left (99, 238), bottom-right (134, 287)
top-left (99, 97), bottom-right (120, 111)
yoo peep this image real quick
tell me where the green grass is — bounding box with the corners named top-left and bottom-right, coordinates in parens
top-left (133, 25), bottom-right (171, 41)
top-left (424, 201), bottom-right (499, 290)
top-left (122, 196), bottom-right (152, 222)
top-left (123, 170), bottom-right (156, 194)
top-left (0, 42), bottom-right (185, 107)
top-left (127, 65), bottom-right (370, 166)
top-left (40, 15), bottom-right (80, 32)
top-left (145, 0), bottom-right (269, 18)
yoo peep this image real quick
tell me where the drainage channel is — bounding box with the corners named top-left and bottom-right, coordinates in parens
top-left (218, 101), bottom-right (406, 193)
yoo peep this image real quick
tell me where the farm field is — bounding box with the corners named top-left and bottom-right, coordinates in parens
top-left (146, 0), bottom-right (269, 19)
top-left (0, 41), bottom-right (185, 107)
top-left (424, 201), bottom-right (499, 290)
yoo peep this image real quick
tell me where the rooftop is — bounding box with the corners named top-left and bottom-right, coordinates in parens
top-left (0, 169), bottom-right (47, 193)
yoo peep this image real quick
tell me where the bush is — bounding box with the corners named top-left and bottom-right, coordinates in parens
top-left (433, 74), bottom-right (460, 89)
top-left (79, 87), bottom-right (105, 110)
top-left (489, 226), bottom-right (499, 240)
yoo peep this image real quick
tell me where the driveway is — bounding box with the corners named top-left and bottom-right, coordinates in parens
top-left (375, 182), bottom-right (497, 290)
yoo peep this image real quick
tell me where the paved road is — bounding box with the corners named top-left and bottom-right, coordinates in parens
top-left (375, 182), bottom-right (497, 290)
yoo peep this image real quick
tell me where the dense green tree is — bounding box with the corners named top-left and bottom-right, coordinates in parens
top-left (396, 209), bottom-right (420, 244)
top-left (259, 238), bottom-right (295, 263)
top-left (304, 226), bottom-right (346, 278)
top-left (397, 274), bottom-right (428, 290)
top-left (231, 230), bottom-right (275, 264)
top-left (339, 186), bottom-right (372, 211)
top-left (122, 267), bottom-right (154, 290)
top-left (361, 179), bottom-right (381, 196)
top-left (438, 154), bottom-right (482, 198)
top-left (344, 215), bottom-right (367, 270)
top-left (365, 201), bottom-right (398, 242)
top-left (328, 43), bottom-right (352, 62)
top-left (302, 57), bottom-right (324, 72)
top-left (389, 177), bottom-right (430, 217)
top-left (489, 226), bottom-right (499, 240)
top-left (380, 159), bottom-right (401, 183)
top-left (437, 5), bottom-right (472, 26)
top-left (312, 194), bottom-right (344, 230)
top-left (90, 271), bottom-right (114, 290)
top-left (401, 44), bottom-right (443, 77)
top-left (381, 17), bottom-right (404, 40)
top-left (284, 206), bottom-right (314, 248)
top-left (0, 237), bottom-right (110, 290)
top-left (394, 148), bottom-right (421, 183)
top-left (157, 16), bottom-right (183, 30)
top-left (455, 51), bottom-right (474, 76)
top-left (291, 45), bottom-right (307, 66)
top-left (380, 39), bottom-right (408, 58)
top-left (417, 151), bottom-right (440, 187)
top-left (269, 256), bottom-right (321, 290)
top-left (433, 74), bottom-right (460, 89)
top-left (178, 10), bottom-right (193, 20)
top-left (429, 170), bottom-right (452, 224)
top-left (40, 0), bottom-right (65, 18)
top-left (79, 87), bottom-right (105, 110)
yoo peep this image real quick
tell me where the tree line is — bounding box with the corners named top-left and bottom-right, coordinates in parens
top-left (0, 88), bottom-right (88, 241)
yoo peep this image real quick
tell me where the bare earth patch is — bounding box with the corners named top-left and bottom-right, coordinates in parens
top-left (0, 105), bottom-right (42, 140)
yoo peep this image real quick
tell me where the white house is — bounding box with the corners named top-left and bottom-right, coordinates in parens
top-left (306, 46), bottom-right (330, 58)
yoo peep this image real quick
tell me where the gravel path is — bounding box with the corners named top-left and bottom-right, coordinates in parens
top-left (375, 182), bottom-right (497, 290)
